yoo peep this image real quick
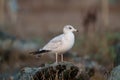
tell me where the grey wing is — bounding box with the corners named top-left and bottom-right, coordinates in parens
top-left (42, 34), bottom-right (64, 50)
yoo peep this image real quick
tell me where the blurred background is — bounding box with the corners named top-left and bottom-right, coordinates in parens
top-left (0, 0), bottom-right (120, 80)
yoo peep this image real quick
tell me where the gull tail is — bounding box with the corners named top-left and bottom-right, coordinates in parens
top-left (29, 50), bottom-right (50, 55)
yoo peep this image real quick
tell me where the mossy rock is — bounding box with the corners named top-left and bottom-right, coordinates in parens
top-left (108, 65), bottom-right (120, 80)
top-left (14, 62), bottom-right (93, 80)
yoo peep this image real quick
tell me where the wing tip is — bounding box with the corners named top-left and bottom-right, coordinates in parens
top-left (29, 50), bottom-right (51, 55)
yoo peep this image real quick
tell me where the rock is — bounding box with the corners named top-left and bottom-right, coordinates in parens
top-left (12, 40), bottom-right (39, 52)
top-left (14, 67), bottom-right (40, 80)
top-left (14, 62), bottom-right (94, 80)
top-left (114, 43), bottom-right (120, 67)
top-left (108, 65), bottom-right (120, 80)
top-left (0, 31), bottom-right (39, 52)
top-left (0, 31), bottom-right (16, 40)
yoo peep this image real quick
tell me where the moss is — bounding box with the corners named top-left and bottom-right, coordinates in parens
top-left (14, 62), bottom-right (94, 80)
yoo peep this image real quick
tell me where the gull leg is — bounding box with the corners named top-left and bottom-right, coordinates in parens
top-left (61, 54), bottom-right (64, 62)
top-left (56, 53), bottom-right (58, 63)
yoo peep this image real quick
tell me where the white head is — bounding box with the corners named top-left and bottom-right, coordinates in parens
top-left (63, 25), bottom-right (78, 33)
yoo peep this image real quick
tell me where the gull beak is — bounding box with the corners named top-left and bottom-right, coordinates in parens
top-left (72, 26), bottom-right (78, 32)
top-left (76, 29), bottom-right (79, 32)
top-left (74, 29), bottom-right (78, 32)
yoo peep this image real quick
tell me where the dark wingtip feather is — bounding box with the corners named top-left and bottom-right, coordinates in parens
top-left (29, 50), bottom-right (51, 55)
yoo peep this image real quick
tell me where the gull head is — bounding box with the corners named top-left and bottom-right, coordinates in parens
top-left (63, 25), bottom-right (78, 33)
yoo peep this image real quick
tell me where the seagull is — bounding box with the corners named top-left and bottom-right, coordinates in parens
top-left (30, 25), bottom-right (78, 63)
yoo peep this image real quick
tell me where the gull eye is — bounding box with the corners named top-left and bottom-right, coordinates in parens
top-left (69, 27), bottom-right (72, 29)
